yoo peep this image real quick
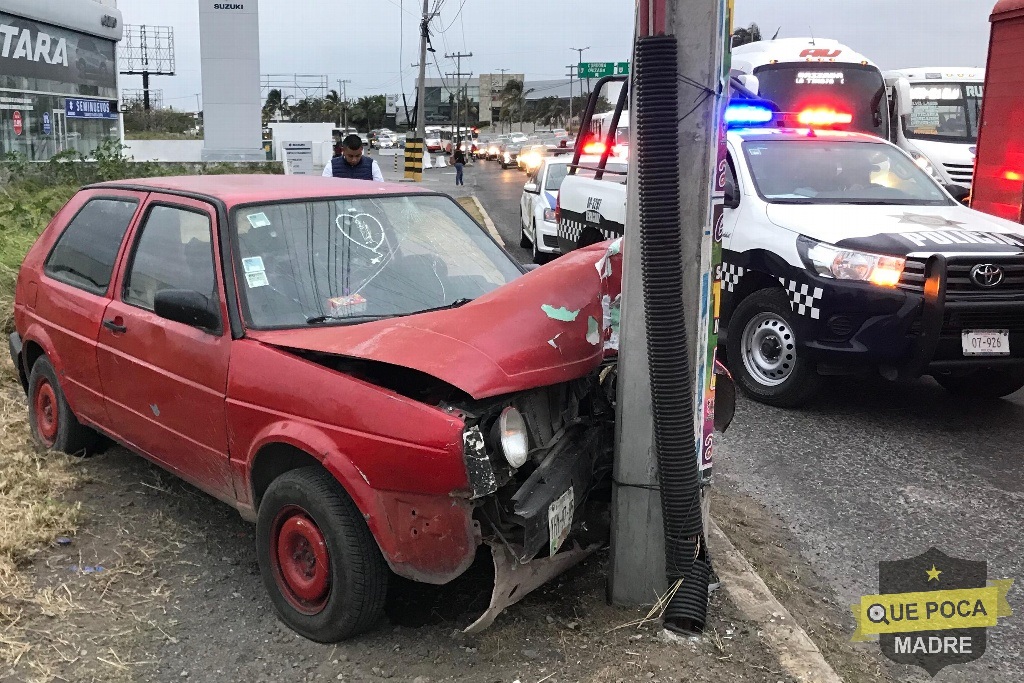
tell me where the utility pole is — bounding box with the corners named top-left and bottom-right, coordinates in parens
top-left (338, 79), bottom-right (351, 130)
top-left (565, 65), bottom-right (577, 130)
top-left (571, 46), bottom-right (591, 98)
top-left (445, 51), bottom-right (472, 152)
top-left (408, 0), bottom-right (435, 181)
top-left (496, 68), bottom-right (510, 133)
top-left (609, 0), bottom-right (731, 633)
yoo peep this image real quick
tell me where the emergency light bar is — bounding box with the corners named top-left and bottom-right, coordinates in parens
top-left (796, 108), bottom-right (853, 127)
top-left (725, 103), bottom-right (775, 126)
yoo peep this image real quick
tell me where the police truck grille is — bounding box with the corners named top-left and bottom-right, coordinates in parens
top-left (899, 257), bottom-right (1024, 300)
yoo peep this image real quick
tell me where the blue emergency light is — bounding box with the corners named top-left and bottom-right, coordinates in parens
top-left (724, 103), bottom-right (775, 127)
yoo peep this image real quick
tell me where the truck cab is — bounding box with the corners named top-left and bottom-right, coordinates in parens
top-left (884, 68), bottom-right (985, 190)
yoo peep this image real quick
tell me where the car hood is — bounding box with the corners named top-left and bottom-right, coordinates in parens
top-left (247, 242), bottom-right (623, 400)
top-left (764, 203), bottom-right (1024, 256)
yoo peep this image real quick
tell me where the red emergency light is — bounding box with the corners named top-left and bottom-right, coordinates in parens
top-left (796, 108), bottom-right (853, 127)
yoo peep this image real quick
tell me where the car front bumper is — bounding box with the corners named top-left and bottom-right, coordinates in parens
top-left (535, 219), bottom-right (561, 255)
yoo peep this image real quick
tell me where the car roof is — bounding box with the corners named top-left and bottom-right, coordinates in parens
top-left (727, 128), bottom-right (892, 144)
top-left (89, 174), bottom-right (437, 206)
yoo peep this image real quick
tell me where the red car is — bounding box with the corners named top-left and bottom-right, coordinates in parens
top-left (10, 175), bottom-right (625, 641)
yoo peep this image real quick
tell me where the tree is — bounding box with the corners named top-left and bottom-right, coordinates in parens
top-left (262, 89), bottom-right (290, 125)
top-left (325, 90), bottom-right (343, 127)
top-left (732, 22), bottom-right (762, 47)
top-left (500, 79), bottom-right (535, 131)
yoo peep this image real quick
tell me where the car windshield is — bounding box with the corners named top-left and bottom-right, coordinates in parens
top-left (546, 162), bottom-right (627, 191)
top-left (742, 139), bottom-right (951, 205)
top-left (233, 194), bottom-right (523, 328)
top-left (905, 83), bottom-right (983, 143)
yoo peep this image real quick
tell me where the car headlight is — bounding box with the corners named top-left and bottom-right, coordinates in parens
top-left (909, 151), bottom-right (943, 182)
top-left (503, 153), bottom-right (511, 162)
top-left (543, 208), bottom-right (556, 222)
top-left (800, 237), bottom-right (905, 287)
top-left (498, 407), bottom-right (529, 468)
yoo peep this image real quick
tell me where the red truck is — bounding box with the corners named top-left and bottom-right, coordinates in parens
top-left (970, 0), bottom-right (1024, 222)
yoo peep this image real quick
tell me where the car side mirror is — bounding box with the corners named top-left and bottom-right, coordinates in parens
top-left (896, 77), bottom-right (913, 117)
top-left (737, 74), bottom-right (759, 96)
top-left (724, 177), bottom-right (740, 209)
top-left (524, 182), bottom-right (539, 194)
top-left (154, 289), bottom-right (220, 332)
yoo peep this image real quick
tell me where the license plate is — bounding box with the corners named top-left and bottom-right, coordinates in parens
top-left (962, 329), bottom-right (1010, 356)
top-left (548, 486), bottom-right (575, 556)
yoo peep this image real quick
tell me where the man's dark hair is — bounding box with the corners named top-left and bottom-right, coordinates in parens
top-left (343, 134), bottom-right (363, 150)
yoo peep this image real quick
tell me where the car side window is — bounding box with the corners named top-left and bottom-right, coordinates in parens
top-left (44, 198), bottom-right (139, 295)
top-left (725, 154), bottom-right (740, 205)
top-left (123, 204), bottom-right (221, 317)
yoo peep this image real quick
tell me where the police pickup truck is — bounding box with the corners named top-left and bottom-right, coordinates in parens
top-left (563, 99), bottom-right (1024, 407)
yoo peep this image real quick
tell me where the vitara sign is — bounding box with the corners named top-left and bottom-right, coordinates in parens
top-left (0, 12), bottom-right (116, 91)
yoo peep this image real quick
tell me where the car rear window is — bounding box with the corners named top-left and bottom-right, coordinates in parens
top-left (44, 198), bottom-right (138, 295)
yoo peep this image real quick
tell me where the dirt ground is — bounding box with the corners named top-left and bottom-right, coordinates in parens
top-left (0, 363), bottom-right (892, 683)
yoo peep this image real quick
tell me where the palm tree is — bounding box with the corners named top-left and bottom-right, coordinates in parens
top-left (500, 79), bottom-right (536, 131)
top-left (732, 22), bottom-right (762, 47)
top-left (262, 89), bottom-right (290, 124)
top-left (325, 90), bottom-right (342, 127)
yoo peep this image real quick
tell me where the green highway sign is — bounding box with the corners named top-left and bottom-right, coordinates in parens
top-left (578, 61), bottom-right (630, 78)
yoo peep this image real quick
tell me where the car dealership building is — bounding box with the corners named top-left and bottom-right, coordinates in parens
top-left (0, 0), bottom-right (123, 160)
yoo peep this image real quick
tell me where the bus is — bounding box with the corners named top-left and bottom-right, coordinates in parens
top-left (884, 68), bottom-right (984, 189)
top-left (731, 38), bottom-right (889, 140)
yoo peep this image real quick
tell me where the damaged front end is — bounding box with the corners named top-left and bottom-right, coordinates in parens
top-left (451, 363), bottom-right (618, 633)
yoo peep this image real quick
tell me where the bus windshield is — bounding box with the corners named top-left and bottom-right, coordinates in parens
top-left (905, 83), bottom-right (983, 143)
top-left (753, 63), bottom-right (889, 138)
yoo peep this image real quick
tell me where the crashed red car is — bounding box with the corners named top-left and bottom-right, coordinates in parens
top-left (10, 175), bottom-right (627, 641)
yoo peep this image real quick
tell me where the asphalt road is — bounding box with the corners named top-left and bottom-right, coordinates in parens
top-left (454, 158), bottom-right (1024, 683)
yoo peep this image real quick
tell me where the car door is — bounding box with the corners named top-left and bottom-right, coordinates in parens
top-left (33, 190), bottom-right (144, 427)
top-left (521, 166), bottom-right (540, 232)
top-left (95, 196), bottom-right (234, 501)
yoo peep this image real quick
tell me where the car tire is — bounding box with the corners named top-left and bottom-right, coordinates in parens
top-left (257, 467), bottom-right (388, 643)
top-left (726, 288), bottom-right (821, 408)
top-left (27, 356), bottom-right (98, 454)
top-left (519, 213), bottom-right (531, 249)
top-left (531, 221), bottom-right (546, 265)
top-left (933, 368), bottom-right (1024, 399)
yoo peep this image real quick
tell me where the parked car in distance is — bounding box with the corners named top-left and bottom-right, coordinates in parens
top-left (500, 140), bottom-right (526, 169)
top-left (517, 143), bottom-right (548, 173)
top-left (10, 175), bottom-right (631, 643)
top-left (425, 137), bottom-right (443, 152)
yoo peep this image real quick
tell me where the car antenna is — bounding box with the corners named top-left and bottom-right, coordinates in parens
top-left (809, 27), bottom-right (815, 46)
top-left (772, 26), bottom-right (781, 40)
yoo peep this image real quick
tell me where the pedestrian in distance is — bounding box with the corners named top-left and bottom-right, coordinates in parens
top-left (453, 144), bottom-right (467, 186)
top-left (322, 134), bottom-right (384, 181)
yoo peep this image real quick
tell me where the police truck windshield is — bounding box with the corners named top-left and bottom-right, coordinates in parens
top-left (905, 84), bottom-right (983, 143)
top-left (753, 63), bottom-right (890, 138)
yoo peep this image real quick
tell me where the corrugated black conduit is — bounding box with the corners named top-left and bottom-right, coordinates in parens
top-left (633, 34), bottom-right (708, 633)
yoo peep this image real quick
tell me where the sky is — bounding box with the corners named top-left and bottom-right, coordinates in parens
top-left (113, 0), bottom-right (994, 112)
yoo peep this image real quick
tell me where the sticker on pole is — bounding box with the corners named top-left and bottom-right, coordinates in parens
top-left (548, 486), bottom-right (574, 556)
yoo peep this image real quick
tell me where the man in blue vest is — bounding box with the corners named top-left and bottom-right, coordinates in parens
top-left (321, 134), bottom-right (385, 181)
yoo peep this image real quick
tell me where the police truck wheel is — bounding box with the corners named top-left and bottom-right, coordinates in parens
top-left (257, 467), bottom-right (388, 642)
top-left (727, 289), bottom-right (821, 408)
top-left (933, 368), bottom-right (1024, 399)
top-left (27, 356), bottom-right (98, 454)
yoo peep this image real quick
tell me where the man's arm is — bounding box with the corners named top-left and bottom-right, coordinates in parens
top-left (371, 160), bottom-right (385, 182)
top-left (322, 161), bottom-right (333, 177)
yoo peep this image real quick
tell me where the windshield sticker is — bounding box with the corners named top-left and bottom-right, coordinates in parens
top-left (327, 293), bottom-right (368, 316)
top-left (541, 304), bottom-right (580, 322)
top-left (795, 71), bottom-right (845, 85)
top-left (245, 271), bottom-right (269, 288)
top-left (910, 104), bottom-right (941, 129)
top-left (246, 212), bottom-right (272, 229)
top-left (242, 256), bottom-right (265, 274)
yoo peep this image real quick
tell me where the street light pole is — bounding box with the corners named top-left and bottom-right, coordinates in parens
top-left (565, 65), bottom-right (578, 131)
top-left (338, 78), bottom-right (351, 130)
top-left (571, 46), bottom-right (591, 97)
top-left (497, 67), bottom-right (510, 133)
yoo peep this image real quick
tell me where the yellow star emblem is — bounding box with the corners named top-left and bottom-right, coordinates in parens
top-left (926, 565), bottom-right (942, 582)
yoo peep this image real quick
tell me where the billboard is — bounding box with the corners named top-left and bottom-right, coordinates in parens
top-left (0, 11), bottom-right (117, 92)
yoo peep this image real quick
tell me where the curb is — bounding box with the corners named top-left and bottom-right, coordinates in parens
top-left (470, 196), bottom-right (505, 246)
top-left (708, 517), bottom-right (844, 683)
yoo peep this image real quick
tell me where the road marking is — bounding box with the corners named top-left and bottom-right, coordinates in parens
top-left (470, 196), bottom-right (505, 246)
top-left (708, 517), bottom-right (844, 683)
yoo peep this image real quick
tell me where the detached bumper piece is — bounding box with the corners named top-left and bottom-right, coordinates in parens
top-left (8, 332), bottom-right (26, 392)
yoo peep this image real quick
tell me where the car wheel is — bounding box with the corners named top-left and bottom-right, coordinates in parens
top-left (933, 368), bottom-right (1024, 399)
top-left (531, 222), bottom-right (546, 264)
top-left (726, 288), bottom-right (821, 408)
top-left (28, 356), bottom-right (98, 454)
top-left (257, 467), bottom-right (388, 642)
top-left (519, 213), bottom-right (531, 249)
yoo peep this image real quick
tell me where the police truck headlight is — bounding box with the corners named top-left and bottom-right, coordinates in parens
top-left (800, 237), bottom-right (905, 287)
top-left (498, 407), bottom-right (529, 469)
top-left (543, 208), bottom-right (556, 222)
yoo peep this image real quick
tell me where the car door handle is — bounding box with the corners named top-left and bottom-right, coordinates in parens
top-left (102, 319), bottom-right (127, 333)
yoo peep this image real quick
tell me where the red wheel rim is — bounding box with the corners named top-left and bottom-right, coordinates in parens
top-left (270, 505), bottom-right (331, 614)
top-left (33, 379), bottom-right (58, 447)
